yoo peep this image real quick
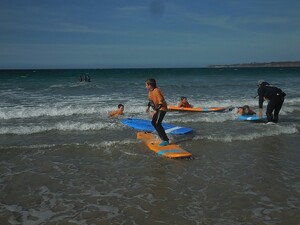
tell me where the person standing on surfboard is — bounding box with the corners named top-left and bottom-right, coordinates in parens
top-left (257, 80), bottom-right (286, 123)
top-left (145, 78), bottom-right (169, 146)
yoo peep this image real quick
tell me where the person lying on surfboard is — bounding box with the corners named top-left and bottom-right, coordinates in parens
top-left (109, 104), bottom-right (124, 117)
top-left (237, 105), bottom-right (256, 115)
top-left (145, 78), bottom-right (169, 146)
top-left (178, 96), bottom-right (193, 108)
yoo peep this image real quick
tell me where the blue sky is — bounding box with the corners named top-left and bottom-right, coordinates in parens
top-left (0, 0), bottom-right (299, 69)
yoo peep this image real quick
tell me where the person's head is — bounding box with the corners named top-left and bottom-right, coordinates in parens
top-left (181, 96), bottom-right (188, 102)
top-left (257, 80), bottom-right (269, 87)
top-left (118, 104), bottom-right (124, 111)
top-left (243, 105), bottom-right (250, 114)
top-left (145, 78), bottom-right (157, 91)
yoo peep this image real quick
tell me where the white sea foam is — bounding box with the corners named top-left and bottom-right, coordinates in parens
top-left (194, 125), bottom-right (298, 142)
top-left (87, 139), bottom-right (136, 149)
top-left (0, 121), bottom-right (122, 135)
top-left (0, 102), bottom-right (148, 120)
top-left (1, 95), bottom-right (298, 120)
top-left (0, 105), bottom-right (97, 120)
top-left (4, 203), bottom-right (56, 225)
top-left (0, 139), bottom-right (136, 151)
top-left (166, 113), bottom-right (235, 123)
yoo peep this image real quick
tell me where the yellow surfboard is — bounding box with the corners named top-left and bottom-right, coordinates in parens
top-left (137, 132), bottom-right (192, 159)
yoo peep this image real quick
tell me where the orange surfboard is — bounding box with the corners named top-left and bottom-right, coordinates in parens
top-left (137, 132), bottom-right (192, 159)
top-left (168, 105), bottom-right (225, 112)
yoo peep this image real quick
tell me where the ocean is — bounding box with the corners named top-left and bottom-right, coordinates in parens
top-left (0, 67), bottom-right (299, 225)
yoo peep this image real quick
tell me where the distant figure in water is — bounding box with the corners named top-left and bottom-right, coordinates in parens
top-left (109, 104), bottom-right (124, 117)
top-left (237, 105), bottom-right (256, 115)
top-left (178, 96), bottom-right (193, 108)
top-left (79, 75), bottom-right (91, 82)
top-left (85, 75), bottom-right (91, 82)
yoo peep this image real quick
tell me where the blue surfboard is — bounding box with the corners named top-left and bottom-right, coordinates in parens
top-left (238, 115), bottom-right (267, 121)
top-left (121, 118), bottom-right (192, 134)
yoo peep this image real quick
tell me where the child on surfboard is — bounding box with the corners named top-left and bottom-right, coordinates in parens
top-left (178, 96), bottom-right (193, 108)
top-left (109, 104), bottom-right (124, 117)
top-left (237, 105), bottom-right (256, 115)
top-left (145, 78), bottom-right (169, 146)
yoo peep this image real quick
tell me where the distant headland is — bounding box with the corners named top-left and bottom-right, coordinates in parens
top-left (208, 61), bottom-right (300, 68)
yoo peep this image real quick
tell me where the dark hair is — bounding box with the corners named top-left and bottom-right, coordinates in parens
top-left (181, 96), bottom-right (187, 100)
top-left (145, 78), bottom-right (157, 88)
top-left (118, 104), bottom-right (124, 108)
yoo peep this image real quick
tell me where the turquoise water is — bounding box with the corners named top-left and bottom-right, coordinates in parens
top-left (0, 68), bottom-right (300, 224)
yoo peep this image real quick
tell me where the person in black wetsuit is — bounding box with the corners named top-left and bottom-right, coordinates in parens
top-left (257, 80), bottom-right (286, 123)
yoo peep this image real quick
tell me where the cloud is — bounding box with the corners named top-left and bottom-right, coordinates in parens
top-left (117, 1), bottom-right (165, 17)
top-left (236, 16), bottom-right (288, 25)
top-left (185, 13), bottom-right (232, 29)
top-left (117, 5), bottom-right (147, 14)
top-left (1, 19), bottom-right (114, 35)
top-left (183, 11), bottom-right (293, 34)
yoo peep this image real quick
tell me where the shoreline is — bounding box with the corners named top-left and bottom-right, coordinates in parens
top-left (208, 61), bottom-right (300, 68)
top-left (1, 61), bottom-right (300, 71)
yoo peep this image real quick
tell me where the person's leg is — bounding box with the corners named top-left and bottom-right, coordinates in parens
top-left (273, 97), bottom-right (284, 123)
top-left (151, 110), bottom-right (169, 142)
top-left (266, 109), bottom-right (273, 122)
top-left (266, 99), bottom-right (276, 122)
top-left (151, 112), bottom-right (160, 136)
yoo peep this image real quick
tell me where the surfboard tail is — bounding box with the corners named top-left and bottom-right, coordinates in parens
top-left (137, 132), bottom-right (192, 159)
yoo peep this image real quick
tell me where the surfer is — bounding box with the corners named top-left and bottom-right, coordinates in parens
top-left (145, 78), bottom-right (169, 146)
top-left (257, 80), bottom-right (286, 123)
top-left (109, 104), bottom-right (124, 117)
top-left (79, 75), bottom-right (91, 82)
top-left (85, 75), bottom-right (91, 82)
top-left (237, 105), bottom-right (256, 115)
top-left (178, 96), bottom-right (193, 108)
top-left (79, 75), bottom-right (84, 82)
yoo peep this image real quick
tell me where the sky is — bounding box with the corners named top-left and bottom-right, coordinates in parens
top-left (0, 0), bottom-right (300, 69)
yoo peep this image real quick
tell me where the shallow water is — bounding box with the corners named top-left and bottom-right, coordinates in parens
top-left (0, 68), bottom-right (299, 224)
top-left (1, 134), bottom-right (299, 225)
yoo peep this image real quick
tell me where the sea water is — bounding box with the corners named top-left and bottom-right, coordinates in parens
top-left (0, 68), bottom-right (299, 224)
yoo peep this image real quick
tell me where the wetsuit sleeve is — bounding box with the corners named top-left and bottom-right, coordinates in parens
top-left (258, 87), bottom-right (264, 108)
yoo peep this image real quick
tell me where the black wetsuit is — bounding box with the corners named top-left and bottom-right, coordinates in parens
top-left (148, 100), bottom-right (169, 142)
top-left (151, 110), bottom-right (169, 142)
top-left (258, 84), bottom-right (286, 122)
